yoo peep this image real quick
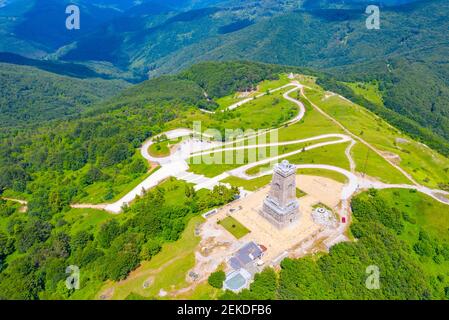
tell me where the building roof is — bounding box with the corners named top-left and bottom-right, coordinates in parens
top-left (229, 242), bottom-right (263, 270)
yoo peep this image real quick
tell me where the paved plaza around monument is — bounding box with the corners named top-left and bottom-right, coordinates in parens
top-left (197, 174), bottom-right (345, 270)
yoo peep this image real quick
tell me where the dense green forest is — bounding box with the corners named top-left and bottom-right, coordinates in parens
top-left (0, 180), bottom-right (238, 299)
top-left (221, 189), bottom-right (449, 300)
top-left (128, 0), bottom-right (449, 151)
top-left (0, 62), bottom-right (287, 205)
top-left (0, 63), bottom-right (130, 128)
top-left (0, 62), bottom-right (286, 300)
top-left (4, 0), bottom-right (449, 155)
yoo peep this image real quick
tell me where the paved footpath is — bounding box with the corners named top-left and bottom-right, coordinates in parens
top-left (72, 80), bottom-right (449, 213)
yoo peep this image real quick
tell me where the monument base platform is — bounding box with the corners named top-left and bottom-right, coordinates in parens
top-left (260, 199), bottom-right (300, 229)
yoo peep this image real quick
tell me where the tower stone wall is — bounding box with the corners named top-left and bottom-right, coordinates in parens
top-left (261, 160), bottom-right (300, 228)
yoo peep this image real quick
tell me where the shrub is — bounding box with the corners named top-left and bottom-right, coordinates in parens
top-left (140, 239), bottom-right (162, 260)
top-left (208, 271), bottom-right (226, 289)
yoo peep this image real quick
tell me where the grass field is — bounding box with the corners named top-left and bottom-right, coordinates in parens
top-left (218, 216), bottom-right (251, 239)
top-left (343, 81), bottom-right (384, 106)
top-left (52, 208), bottom-right (117, 237)
top-left (246, 142), bottom-right (351, 176)
top-left (96, 215), bottom-right (205, 300)
top-left (296, 168), bottom-right (348, 184)
top-left (214, 75), bottom-right (291, 110)
top-left (174, 281), bottom-right (221, 300)
top-left (351, 142), bottom-right (410, 184)
top-left (221, 175), bottom-right (272, 191)
top-left (277, 95), bottom-right (346, 142)
top-left (257, 74), bottom-right (291, 92)
top-left (304, 87), bottom-right (449, 188)
top-left (148, 137), bottom-right (182, 158)
top-left (189, 137), bottom-right (340, 178)
top-left (168, 86), bottom-right (298, 134)
top-left (358, 189), bottom-right (449, 278)
top-left (75, 165), bottom-right (158, 205)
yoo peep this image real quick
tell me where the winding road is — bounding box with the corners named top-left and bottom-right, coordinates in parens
top-left (73, 80), bottom-right (449, 214)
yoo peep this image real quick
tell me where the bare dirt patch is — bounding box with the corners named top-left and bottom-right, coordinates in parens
top-left (380, 151), bottom-right (402, 165)
top-left (99, 287), bottom-right (115, 300)
top-left (143, 276), bottom-right (154, 289)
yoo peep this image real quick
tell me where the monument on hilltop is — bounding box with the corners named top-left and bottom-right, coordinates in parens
top-left (261, 160), bottom-right (300, 228)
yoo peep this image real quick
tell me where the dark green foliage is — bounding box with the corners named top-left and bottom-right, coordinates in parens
top-left (71, 230), bottom-right (93, 250)
top-left (223, 268), bottom-right (278, 300)
top-left (15, 218), bottom-right (53, 253)
top-left (101, 144), bottom-right (133, 167)
top-left (0, 257), bottom-right (44, 300)
top-left (218, 20), bottom-right (254, 34)
top-left (196, 185), bottom-right (240, 212)
top-left (277, 258), bottom-right (332, 300)
top-left (140, 239), bottom-right (162, 260)
top-left (0, 200), bottom-right (19, 217)
top-left (71, 242), bottom-right (104, 268)
top-left (351, 196), bottom-right (404, 235)
top-left (0, 63), bottom-right (129, 128)
top-left (103, 233), bottom-right (143, 281)
top-left (97, 220), bottom-right (122, 249)
top-left (208, 271), bottom-right (226, 289)
top-left (179, 61), bottom-right (294, 104)
top-left (126, 158), bottom-right (147, 175)
top-left (0, 231), bottom-right (15, 259)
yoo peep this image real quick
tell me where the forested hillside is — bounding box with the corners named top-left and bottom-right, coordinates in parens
top-left (0, 61), bottom-right (285, 203)
top-left (2, 60), bottom-right (446, 205)
top-left (0, 63), bottom-right (130, 128)
top-left (4, 0), bottom-right (448, 154)
top-left (0, 181), bottom-right (237, 299)
top-left (0, 61), bottom-right (287, 300)
top-left (140, 0), bottom-right (449, 150)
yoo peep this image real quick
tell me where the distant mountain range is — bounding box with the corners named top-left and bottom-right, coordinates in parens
top-left (1, 0), bottom-right (449, 152)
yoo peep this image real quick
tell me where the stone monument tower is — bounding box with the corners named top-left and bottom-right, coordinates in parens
top-left (261, 160), bottom-right (299, 228)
